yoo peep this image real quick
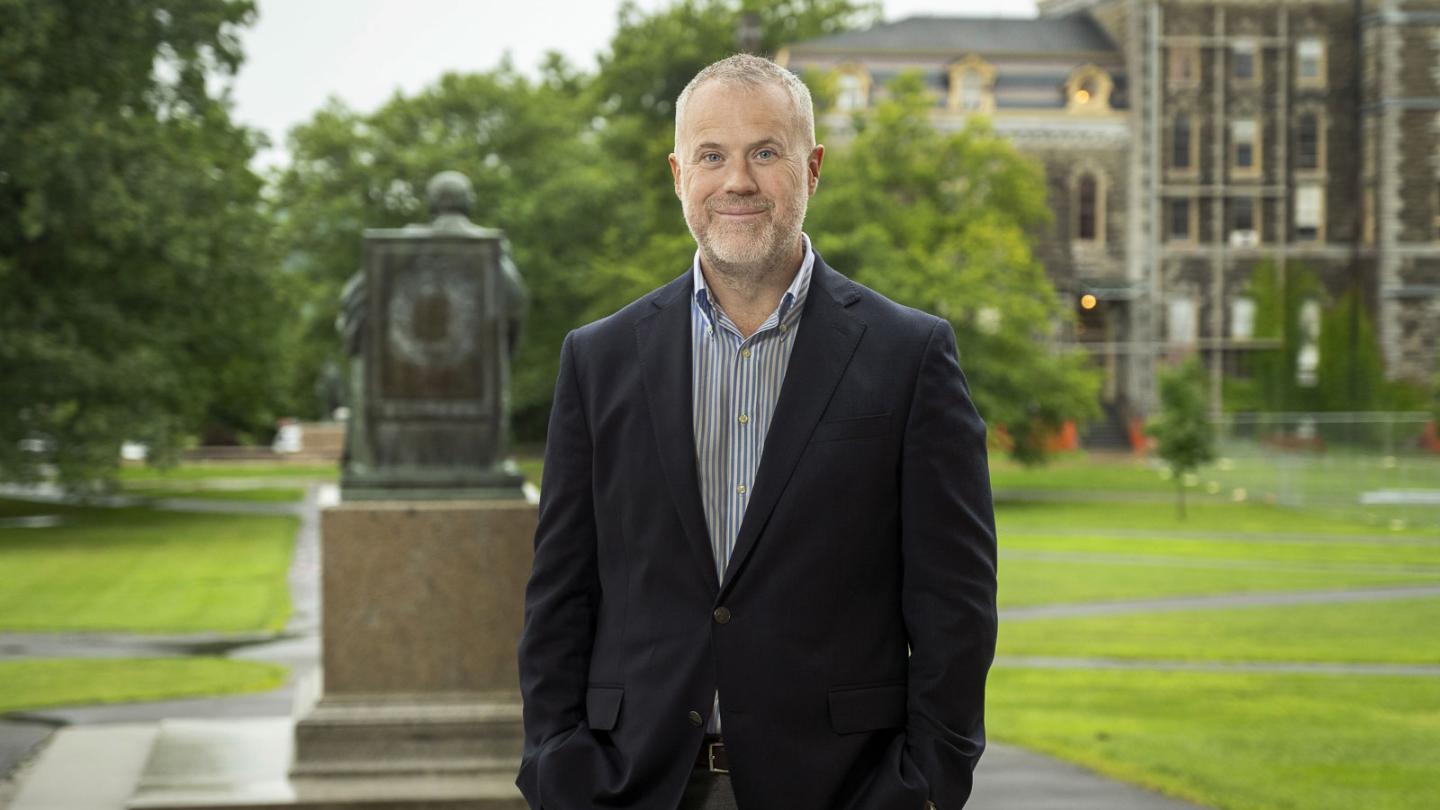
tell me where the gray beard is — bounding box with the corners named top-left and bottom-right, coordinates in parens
top-left (687, 204), bottom-right (806, 291)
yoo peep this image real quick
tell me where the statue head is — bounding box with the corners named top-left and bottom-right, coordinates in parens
top-left (427, 171), bottom-right (476, 218)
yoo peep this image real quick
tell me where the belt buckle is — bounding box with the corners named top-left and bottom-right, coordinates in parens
top-left (706, 741), bottom-right (729, 774)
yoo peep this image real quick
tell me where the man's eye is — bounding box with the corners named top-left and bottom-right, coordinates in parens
top-left (756, 149), bottom-right (776, 160)
top-left (701, 153), bottom-right (722, 163)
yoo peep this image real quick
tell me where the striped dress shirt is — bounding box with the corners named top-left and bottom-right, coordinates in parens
top-left (691, 234), bottom-right (815, 734)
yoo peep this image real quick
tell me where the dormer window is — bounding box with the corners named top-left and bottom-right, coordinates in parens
top-left (835, 67), bottom-right (870, 112)
top-left (960, 72), bottom-right (984, 111)
top-left (948, 55), bottom-right (995, 114)
top-left (1066, 65), bottom-right (1113, 113)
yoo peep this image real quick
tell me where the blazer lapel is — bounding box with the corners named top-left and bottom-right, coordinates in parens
top-left (635, 272), bottom-right (721, 594)
top-left (720, 256), bottom-right (866, 596)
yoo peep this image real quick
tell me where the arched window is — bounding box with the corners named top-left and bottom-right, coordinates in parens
top-left (1077, 175), bottom-right (1098, 241)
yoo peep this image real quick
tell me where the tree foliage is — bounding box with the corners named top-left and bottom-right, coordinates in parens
top-left (808, 73), bottom-right (1100, 464)
top-left (273, 0), bottom-right (880, 438)
top-left (0, 0), bottom-right (287, 485)
top-left (1146, 359), bottom-right (1216, 519)
top-left (1232, 261), bottom-right (1422, 413)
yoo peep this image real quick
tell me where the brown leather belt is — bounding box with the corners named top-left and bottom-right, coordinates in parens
top-left (694, 736), bottom-right (730, 773)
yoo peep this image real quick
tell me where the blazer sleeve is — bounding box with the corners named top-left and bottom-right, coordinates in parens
top-left (516, 330), bottom-right (601, 807)
top-left (901, 318), bottom-right (999, 809)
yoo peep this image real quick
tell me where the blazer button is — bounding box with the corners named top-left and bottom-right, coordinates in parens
top-left (688, 710), bottom-right (704, 727)
top-left (713, 607), bottom-right (732, 624)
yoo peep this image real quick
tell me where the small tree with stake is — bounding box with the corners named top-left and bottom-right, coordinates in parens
top-left (1147, 359), bottom-right (1216, 520)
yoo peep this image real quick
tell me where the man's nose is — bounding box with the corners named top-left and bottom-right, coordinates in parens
top-left (721, 160), bottom-right (759, 195)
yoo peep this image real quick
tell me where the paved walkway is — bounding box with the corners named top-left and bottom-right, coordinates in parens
top-left (1001, 583), bottom-right (1440, 621)
top-left (0, 483), bottom-right (326, 807)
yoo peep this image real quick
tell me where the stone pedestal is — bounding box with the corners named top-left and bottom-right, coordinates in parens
top-left (289, 500), bottom-right (536, 805)
top-left (125, 499), bottom-right (536, 810)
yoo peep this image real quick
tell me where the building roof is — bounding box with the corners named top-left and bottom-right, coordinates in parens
top-left (790, 15), bottom-right (1119, 55)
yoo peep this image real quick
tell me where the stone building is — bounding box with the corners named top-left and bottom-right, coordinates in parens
top-left (780, 0), bottom-right (1440, 437)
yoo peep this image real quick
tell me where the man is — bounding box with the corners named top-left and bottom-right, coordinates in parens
top-left (517, 54), bottom-right (997, 810)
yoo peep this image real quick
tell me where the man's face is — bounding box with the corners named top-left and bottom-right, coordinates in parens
top-left (669, 80), bottom-right (823, 274)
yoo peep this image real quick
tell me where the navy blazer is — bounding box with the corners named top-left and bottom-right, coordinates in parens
top-left (516, 254), bottom-right (998, 810)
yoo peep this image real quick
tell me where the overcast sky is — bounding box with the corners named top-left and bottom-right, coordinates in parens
top-left (230, 0), bottom-right (1040, 168)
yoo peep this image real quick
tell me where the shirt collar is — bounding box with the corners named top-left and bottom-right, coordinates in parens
top-left (692, 233), bottom-right (814, 326)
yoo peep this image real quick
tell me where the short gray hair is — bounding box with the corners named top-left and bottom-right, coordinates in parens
top-left (674, 53), bottom-right (816, 151)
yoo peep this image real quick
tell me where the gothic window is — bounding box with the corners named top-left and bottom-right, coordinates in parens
top-left (1167, 296), bottom-right (1198, 346)
top-left (1172, 113), bottom-right (1193, 171)
top-left (1232, 119), bottom-right (1260, 175)
top-left (1230, 297), bottom-right (1257, 340)
top-left (1297, 112), bottom-right (1321, 171)
top-left (1168, 46), bottom-right (1199, 87)
top-left (1297, 39), bottom-right (1325, 87)
top-left (1296, 185), bottom-right (1324, 242)
top-left (1077, 175), bottom-right (1098, 241)
top-left (1232, 40), bottom-right (1257, 82)
top-left (1169, 198), bottom-right (1193, 242)
top-left (948, 56), bottom-right (995, 114)
top-left (1231, 197), bottom-right (1257, 243)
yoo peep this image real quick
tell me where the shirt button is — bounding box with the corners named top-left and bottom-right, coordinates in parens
top-left (779, 324), bottom-right (788, 333)
top-left (738, 414), bottom-right (749, 424)
top-left (736, 484), bottom-right (747, 494)
top-left (741, 347), bottom-right (751, 358)
top-left (713, 607), bottom-right (732, 624)
top-left (688, 710), bottom-right (704, 727)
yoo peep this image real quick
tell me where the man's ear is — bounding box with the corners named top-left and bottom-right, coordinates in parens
top-left (807, 144), bottom-right (825, 195)
top-left (669, 153), bottom-right (682, 198)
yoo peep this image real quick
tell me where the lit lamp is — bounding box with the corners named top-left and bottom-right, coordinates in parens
top-left (1080, 293), bottom-right (1098, 310)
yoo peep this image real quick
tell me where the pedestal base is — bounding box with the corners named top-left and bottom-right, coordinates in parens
top-left (291, 693), bottom-right (522, 779)
top-left (126, 717), bottom-right (527, 810)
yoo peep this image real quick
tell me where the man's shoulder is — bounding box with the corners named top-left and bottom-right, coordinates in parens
top-left (821, 264), bottom-right (946, 339)
top-left (568, 271), bottom-right (689, 347)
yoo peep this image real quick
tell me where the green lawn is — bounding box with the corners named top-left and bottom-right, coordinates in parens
top-left (999, 597), bottom-right (1440, 664)
top-left (989, 453), bottom-right (1175, 493)
top-left (117, 484), bottom-right (308, 503)
top-left (982, 456), bottom-right (1440, 808)
top-left (988, 667), bottom-right (1440, 810)
top-left (997, 497), bottom-right (1435, 537)
top-left (0, 498), bottom-right (296, 632)
top-left (117, 462), bottom-right (338, 482)
top-left (0, 658), bottom-right (288, 714)
top-left (999, 557), bottom-right (1440, 608)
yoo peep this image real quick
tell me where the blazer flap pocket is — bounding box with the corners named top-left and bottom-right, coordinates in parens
top-left (828, 682), bottom-right (907, 734)
top-left (586, 685), bottom-right (624, 731)
top-left (811, 412), bottom-right (891, 443)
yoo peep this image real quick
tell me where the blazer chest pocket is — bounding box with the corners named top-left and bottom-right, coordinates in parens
top-left (586, 685), bottom-right (624, 731)
top-left (828, 682), bottom-right (907, 735)
top-left (810, 412), bottom-right (891, 444)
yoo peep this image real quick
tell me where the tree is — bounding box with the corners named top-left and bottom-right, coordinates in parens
top-left (272, 0), bottom-right (877, 441)
top-left (807, 72), bottom-right (1100, 464)
top-left (1146, 359), bottom-right (1216, 519)
top-left (0, 0), bottom-right (290, 486)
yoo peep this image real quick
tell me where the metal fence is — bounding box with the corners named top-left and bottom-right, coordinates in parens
top-left (1208, 412), bottom-right (1440, 531)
